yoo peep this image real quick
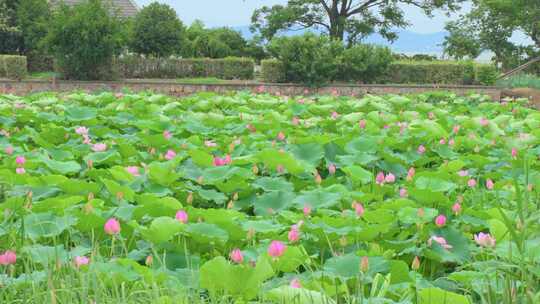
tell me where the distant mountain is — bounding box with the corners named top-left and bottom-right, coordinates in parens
top-left (231, 25), bottom-right (447, 56)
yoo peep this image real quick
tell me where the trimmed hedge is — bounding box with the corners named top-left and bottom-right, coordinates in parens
top-left (117, 55), bottom-right (254, 80)
top-left (261, 59), bottom-right (285, 83)
top-left (0, 55), bottom-right (27, 80)
top-left (382, 60), bottom-right (476, 85)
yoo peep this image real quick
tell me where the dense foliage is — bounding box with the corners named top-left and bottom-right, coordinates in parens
top-left (44, 0), bottom-right (124, 80)
top-left (0, 91), bottom-right (539, 303)
top-left (0, 55), bottom-right (27, 80)
top-left (338, 44), bottom-right (394, 83)
top-left (129, 2), bottom-right (186, 57)
top-left (269, 34), bottom-right (343, 86)
top-left (251, 0), bottom-right (464, 45)
top-left (443, 0), bottom-right (539, 71)
top-left (117, 55), bottom-right (254, 80)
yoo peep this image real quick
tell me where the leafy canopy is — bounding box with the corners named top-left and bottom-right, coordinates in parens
top-left (251, 0), bottom-right (464, 45)
top-left (45, 0), bottom-right (124, 80)
top-left (130, 2), bottom-right (186, 57)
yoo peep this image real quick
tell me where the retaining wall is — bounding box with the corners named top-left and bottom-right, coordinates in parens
top-left (0, 79), bottom-right (502, 100)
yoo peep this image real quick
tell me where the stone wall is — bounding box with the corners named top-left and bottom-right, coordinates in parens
top-left (0, 79), bottom-right (502, 100)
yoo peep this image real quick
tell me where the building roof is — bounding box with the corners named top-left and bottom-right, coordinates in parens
top-left (53, 0), bottom-right (139, 18)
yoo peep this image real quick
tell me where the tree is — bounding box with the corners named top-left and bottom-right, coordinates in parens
top-left (251, 0), bottom-right (463, 45)
top-left (129, 2), bottom-right (186, 57)
top-left (16, 0), bottom-right (50, 55)
top-left (183, 20), bottom-right (249, 58)
top-left (45, 0), bottom-right (124, 79)
top-left (443, 0), bottom-right (539, 70)
top-left (0, 0), bottom-right (23, 54)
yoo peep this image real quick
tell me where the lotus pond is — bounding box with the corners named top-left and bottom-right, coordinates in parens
top-left (0, 91), bottom-right (539, 304)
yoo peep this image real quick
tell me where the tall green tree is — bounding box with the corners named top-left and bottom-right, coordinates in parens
top-left (251, 0), bottom-right (464, 45)
top-left (443, 0), bottom-right (539, 69)
top-left (0, 0), bottom-right (23, 54)
top-left (129, 2), bottom-right (186, 57)
top-left (45, 0), bottom-right (124, 79)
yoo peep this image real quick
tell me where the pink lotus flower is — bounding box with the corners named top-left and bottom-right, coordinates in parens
top-left (0, 250), bottom-right (17, 265)
top-left (417, 145), bottom-right (426, 154)
top-left (428, 236), bottom-right (452, 250)
top-left (256, 85), bottom-right (265, 93)
top-left (458, 170), bottom-right (469, 177)
top-left (486, 179), bottom-right (494, 190)
top-left (229, 248), bottom-right (244, 264)
top-left (15, 155), bottom-right (26, 166)
top-left (290, 278), bottom-right (302, 288)
top-left (453, 125), bottom-right (460, 134)
top-left (352, 202), bottom-right (364, 217)
top-left (104, 218), bottom-right (121, 235)
top-left (268, 240), bottom-right (286, 258)
top-left (468, 179), bottom-right (477, 187)
top-left (376, 172), bottom-right (385, 185)
top-left (399, 188), bottom-right (408, 197)
top-left (292, 117), bottom-right (300, 125)
top-left (435, 215), bottom-right (446, 227)
top-left (126, 166), bottom-right (140, 177)
top-left (474, 232), bottom-right (496, 248)
top-left (92, 143), bottom-right (107, 152)
top-left (439, 138), bottom-right (446, 145)
top-left (452, 203), bottom-right (461, 215)
top-left (276, 164), bottom-right (284, 173)
top-left (213, 155), bottom-right (232, 166)
top-left (163, 130), bottom-right (172, 140)
top-left (204, 140), bottom-right (217, 147)
top-left (277, 132), bottom-right (286, 141)
top-left (246, 124), bottom-right (256, 132)
top-left (480, 117), bottom-right (489, 126)
top-left (288, 225), bottom-right (300, 243)
top-left (448, 139), bottom-right (455, 146)
top-left (74, 256), bottom-right (90, 268)
top-left (165, 149), bottom-right (176, 160)
top-left (303, 204), bottom-right (312, 217)
top-left (331, 111), bottom-right (339, 119)
top-left (359, 119), bottom-right (366, 129)
top-left (360, 256), bottom-right (369, 272)
top-left (75, 126), bottom-right (89, 135)
top-left (175, 210), bottom-right (188, 224)
top-left (16, 167), bottom-right (25, 174)
top-left (328, 164), bottom-right (336, 175)
top-left (384, 173), bottom-right (395, 183)
top-left (407, 167), bottom-right (415, 181)
top-left (428, 112), bottom-right (435, 119)
top-left (4, 146), bottom-right (13, 155)
top-left (82, 135), bottom-right (91, 144)
top-left (511, 148), bottom-right (518, 159)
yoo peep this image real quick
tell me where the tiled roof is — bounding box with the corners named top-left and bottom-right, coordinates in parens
top-left (52, 0), bottom-right (139, 18)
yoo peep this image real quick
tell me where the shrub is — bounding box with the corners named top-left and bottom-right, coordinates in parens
top-left (268, 33), bottom-right (344, 87)
top-left (261, 59), bottom-right (286, 83)
top-left (16, 0), bottom-right (50, 56)
top-left (338, 44), bottom-right (394, 83)
top-left (382, 60), bottom-right (476, 85)
top-left (475, 64), bottom-right (499, 85)
top-left (116, 55), bottom-right (254, 80)
top-left (129, 2), bottom-right (186, 57)
top-left (45, 0), bottom-right (124, 80)
top-left (0, 55), bottom-right (27, 80)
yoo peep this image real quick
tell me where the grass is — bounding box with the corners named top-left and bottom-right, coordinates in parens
top-left (496, 74), bottom-right (540, 90)
top-left (27, 72), bottom-right (61, 80)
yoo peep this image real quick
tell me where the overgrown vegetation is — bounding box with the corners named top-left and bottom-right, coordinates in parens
top-left (0, 91), bottom-right (539, 303)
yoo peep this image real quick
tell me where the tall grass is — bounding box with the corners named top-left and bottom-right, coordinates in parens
top-left (496, 74), bottom-right (540, 90)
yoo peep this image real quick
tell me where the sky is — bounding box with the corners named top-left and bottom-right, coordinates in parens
top-left (133, 0), bottom-right (470, 34)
